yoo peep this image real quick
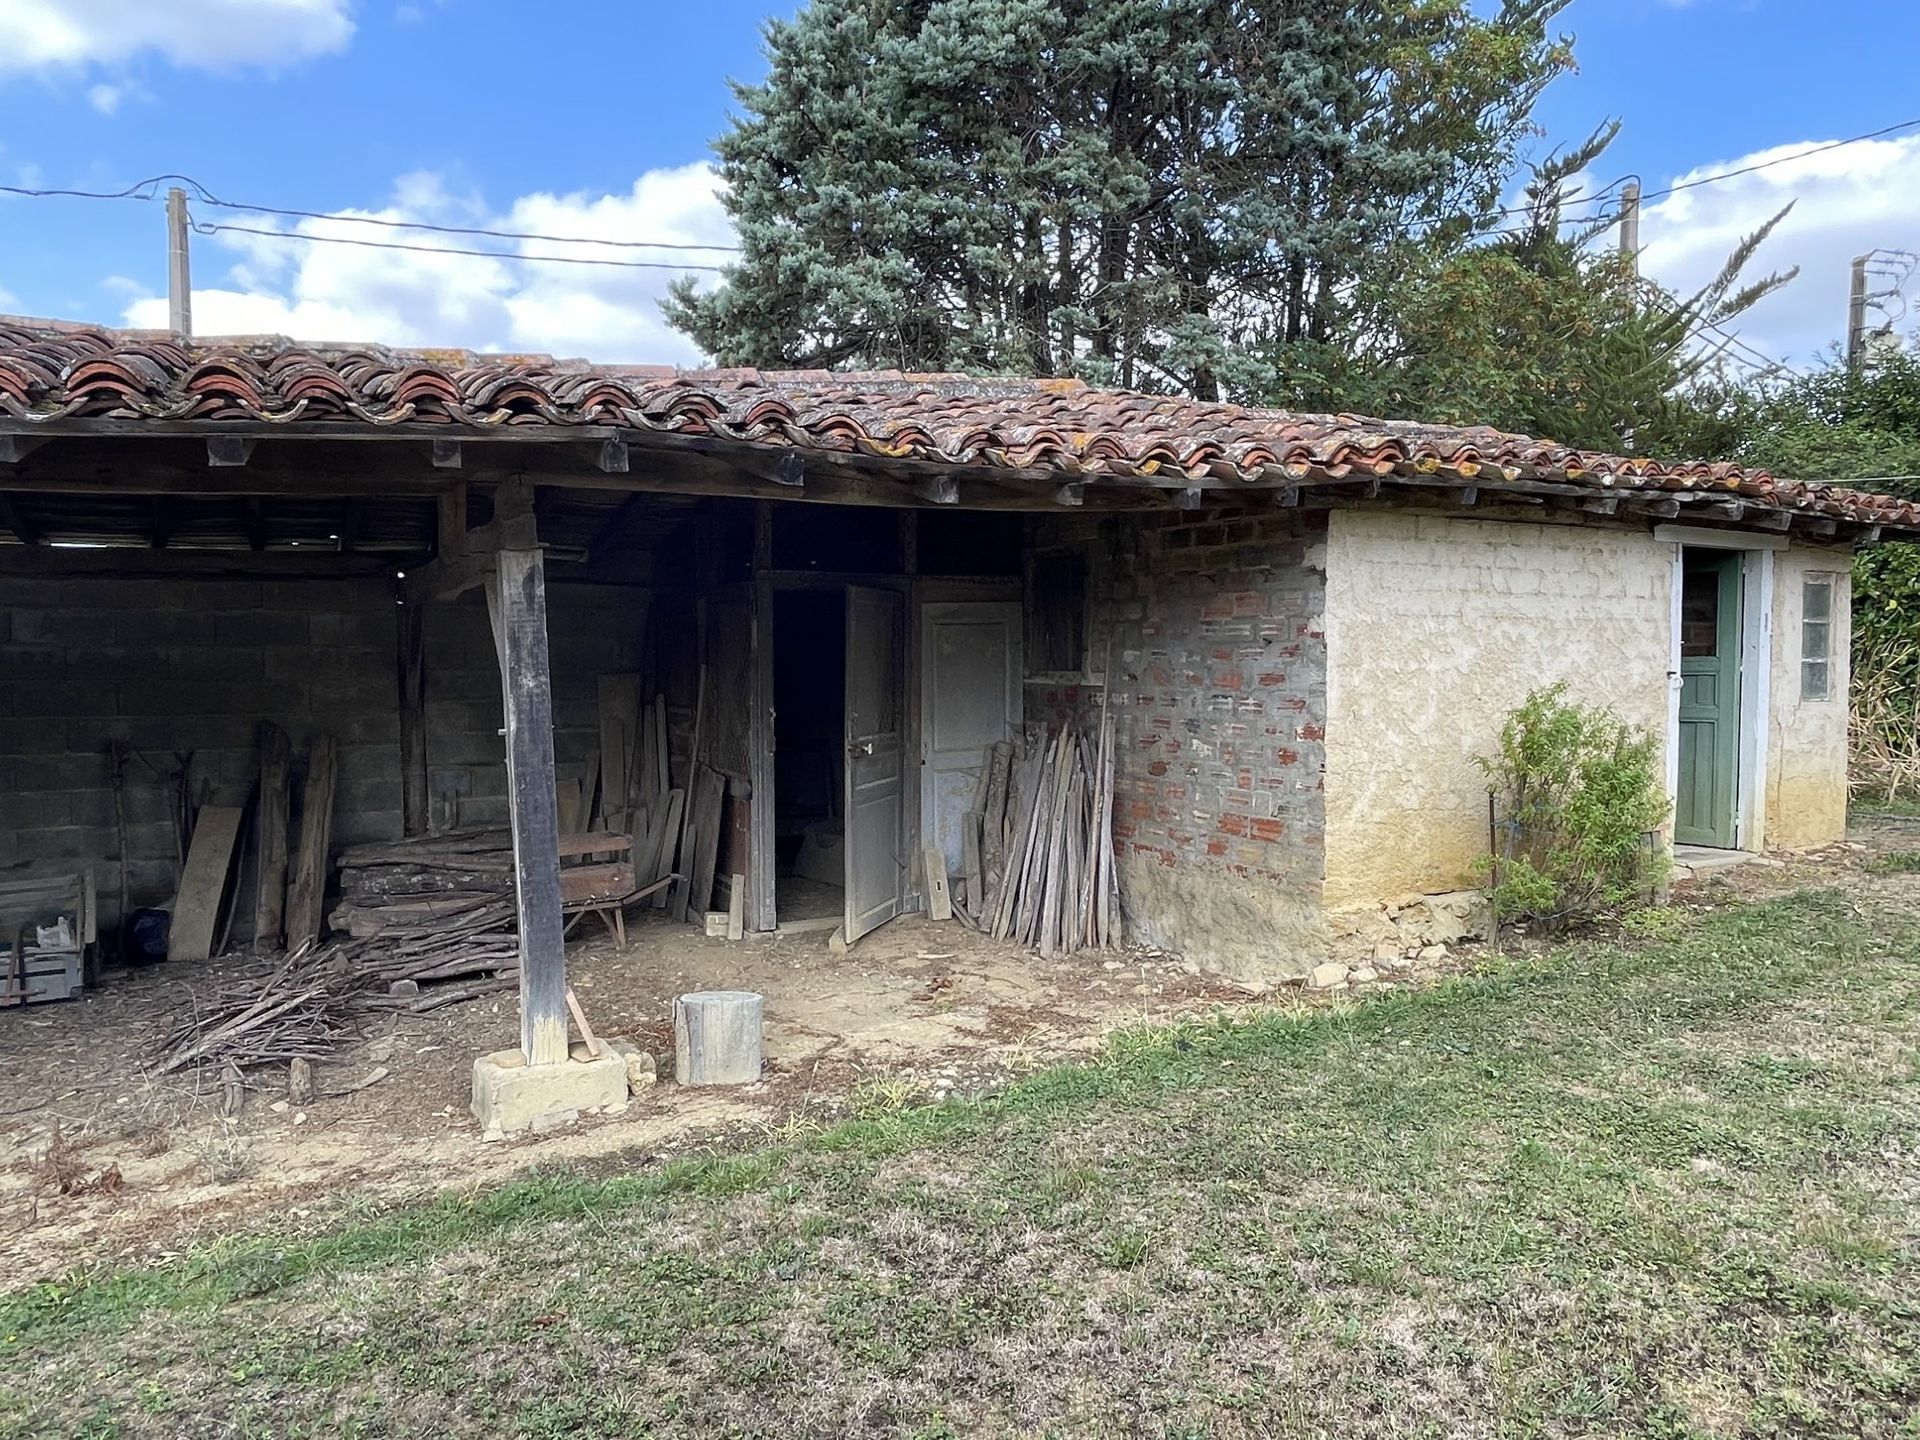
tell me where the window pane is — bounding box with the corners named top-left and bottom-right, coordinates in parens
top-left (1803, 576), bottom-right (1833, 622)
top-left (1682, 563), bottom-right (1720, 658)
top-left (1803, 618), bottom-right (1831, 662)
top-left (1802, 658), bottom-right (1830, 701)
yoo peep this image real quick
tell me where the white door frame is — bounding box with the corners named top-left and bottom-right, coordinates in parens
top-left (1660, 527), bottom-right (1775, 851)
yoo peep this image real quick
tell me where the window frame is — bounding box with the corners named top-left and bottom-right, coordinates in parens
top-left (1800, 572), bottom-right (1837, 702)
top-left (1024, 546), bottom-right (1091, 682)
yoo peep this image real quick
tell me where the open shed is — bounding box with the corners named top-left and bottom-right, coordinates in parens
top-left (5, 318), bottom-right (1917, 1117)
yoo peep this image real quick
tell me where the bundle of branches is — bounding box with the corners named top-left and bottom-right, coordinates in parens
top-left (968, 704), bottom-right (1120, 957)
top-left (153, 830), bottom-right (538, 1075)
top-left (154, 943), bottom-right (362, 1074)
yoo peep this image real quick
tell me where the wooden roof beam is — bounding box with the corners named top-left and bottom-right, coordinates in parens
top-left (207, 436), bottom-right (256, 467)
top-left (0, 493), bottom-right (39, 544)
top-left (0, 435), bottom-right (49, 465)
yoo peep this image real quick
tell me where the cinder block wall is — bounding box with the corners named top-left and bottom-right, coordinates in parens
top-left (1026, 509), bottom-right (1329, 980)
top-left (0, 568), bottom-right (646, 933)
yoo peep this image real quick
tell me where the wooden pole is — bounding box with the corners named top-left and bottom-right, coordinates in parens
top-left (396, 599), bottom-right (428, 836)
top-left (488, 547), bottom-right (569, 1067)
top-left (253, 721), bottom-right (291, 947)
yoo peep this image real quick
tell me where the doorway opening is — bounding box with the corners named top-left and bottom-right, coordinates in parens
top-left (772, 589), bottom-right (847, 931)
top-left (1675, 546), bottom-right (1744, 849)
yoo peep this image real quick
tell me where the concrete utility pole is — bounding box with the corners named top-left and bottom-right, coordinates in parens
top-left (1619, 180), bottom-right (1641, 275)
top-left (165, 186), bottom-right (192, 338)
top-left (1847, 254), bottom-right (1870, 372)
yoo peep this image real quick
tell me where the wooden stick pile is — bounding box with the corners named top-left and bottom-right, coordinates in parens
top-left (154, 943), bottom-right (364, 1075)
top-left (966, 703), bottom-right (1120, 956)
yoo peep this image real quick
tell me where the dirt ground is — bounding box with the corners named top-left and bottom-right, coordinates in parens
top-left (0, 910), bottom-right (1255, 1286)
top-left (8, 817), bottom-right (1916, 1292)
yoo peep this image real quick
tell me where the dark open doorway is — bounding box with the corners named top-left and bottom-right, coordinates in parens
top-left (772, 589), bottom-right (846, 929)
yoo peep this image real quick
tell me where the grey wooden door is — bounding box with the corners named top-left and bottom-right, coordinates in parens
top-left (920, 601), bottom-right (1023, 878)
top-left (844, 585), bottom-right (906, 943)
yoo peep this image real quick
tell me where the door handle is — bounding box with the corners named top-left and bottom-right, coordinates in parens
top-left (850, 739), bottom-right (875, 757)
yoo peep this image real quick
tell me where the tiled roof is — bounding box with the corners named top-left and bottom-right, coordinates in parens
top-left (1, 316), bottom-right (1913, 533)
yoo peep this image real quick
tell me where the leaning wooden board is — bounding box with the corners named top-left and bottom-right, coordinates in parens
top-left (170, 805), bottom-right (246, 963)
top-left (285, 736), bottom-right (339, 948)
top-left (681, 765), bottom-right (727, 924)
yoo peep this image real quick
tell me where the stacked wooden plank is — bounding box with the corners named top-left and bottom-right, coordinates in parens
top-left (967, 705), bottom-right (1120, 956)
top-left (596, 672), bottom-right (686, 915)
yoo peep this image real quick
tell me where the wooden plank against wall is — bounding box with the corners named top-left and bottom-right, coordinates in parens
top-left (598, 672), bottom-right (641, 836)
top-left (682, 764), bottom-right (726, 924)
top-left (489, 548), bottom-right (570, 1066)
top-left (171, 805), bottom-right (246, 963)
top-left (285, 736), bottom-right (338, 948)
top-left (253, 722), bottom-right (292, 947)
top-left (397, 599), bottom-right (428, 836)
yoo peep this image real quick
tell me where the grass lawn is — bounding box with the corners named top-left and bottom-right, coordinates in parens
top-left (4, 889), bottom-right (1918, 1438)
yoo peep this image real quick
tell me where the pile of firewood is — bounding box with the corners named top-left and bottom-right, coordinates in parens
top-left (966, 702), bottom-right (1120, 956)
top-left (328, 829), bottom-right (519, 948)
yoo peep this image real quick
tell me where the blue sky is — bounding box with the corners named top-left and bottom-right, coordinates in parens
top-left (0, 0), bottom-right (1914, 372)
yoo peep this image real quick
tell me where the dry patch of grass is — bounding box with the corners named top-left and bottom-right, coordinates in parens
top-left (2, 889), bottom-right (1917, 1438)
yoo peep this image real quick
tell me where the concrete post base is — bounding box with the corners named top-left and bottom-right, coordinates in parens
top-left (471, 1042), bottom-right (628, 1140)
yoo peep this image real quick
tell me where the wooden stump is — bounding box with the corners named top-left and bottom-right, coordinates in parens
top-left (672, 990), bottom-right (764, 1086)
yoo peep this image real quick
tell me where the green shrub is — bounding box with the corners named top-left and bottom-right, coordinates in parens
top-left (1477, 684), bottom-right (1671, 929)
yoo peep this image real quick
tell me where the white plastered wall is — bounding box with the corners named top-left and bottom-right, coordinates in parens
top-left (1322, 510), bottom-right (1674, 908)
top-left (1766, 543), bottom-right (1853, 849)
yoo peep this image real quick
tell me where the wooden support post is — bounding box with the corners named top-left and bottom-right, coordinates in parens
top-left (253, 722), bottom-right (291, 948)
top-left (488, 547), bottom-right (569, 1066)
top-left (438, 482), bottom-right (467, 561)
top-left (397, 598), bottom-right (429, 836)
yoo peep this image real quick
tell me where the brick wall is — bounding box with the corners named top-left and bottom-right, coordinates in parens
top-left (0, 565), bottom-right (646, 933)
top-left (1026, 508), bottom-right (1329, 980)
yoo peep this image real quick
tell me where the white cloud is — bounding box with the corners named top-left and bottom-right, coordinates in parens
top-left (0, 282), bottom-right (16, 311)
top-left (0, 0), bottom-right (354, 78)
top-left (121, 164), bottom-right (733, 366)
top-left (85, 82), bottom-right (124, 115)
top-left (1639, 134), bottom-right (1920, 370)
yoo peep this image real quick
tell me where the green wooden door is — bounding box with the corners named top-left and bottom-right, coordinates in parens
top-left (1675, 550), bottom-right (1742, 848)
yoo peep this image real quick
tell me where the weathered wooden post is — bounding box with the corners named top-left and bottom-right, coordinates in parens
top-left (489, 546), bottom-right (569, 1067)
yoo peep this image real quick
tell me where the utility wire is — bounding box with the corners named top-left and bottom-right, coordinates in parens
top-left (1696, 318), bottom-right (1804, 378)
top-left (187, 217), bottom-right (731, 273)
top-left (7, 116), bottom-right (1918, 261)
top-left (194, 194), bottom-right (742, 253)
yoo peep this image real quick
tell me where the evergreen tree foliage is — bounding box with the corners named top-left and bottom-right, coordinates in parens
top-left (1326, 128), bottom-right (1797, 452)
top-left (667, 0), bottom-right (1576, 399)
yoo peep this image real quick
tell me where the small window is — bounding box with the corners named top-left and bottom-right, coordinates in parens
top-left (1028, 551), bottom-right (1087, 675)
top-left (1801, 574), bottom-right (1835, 700)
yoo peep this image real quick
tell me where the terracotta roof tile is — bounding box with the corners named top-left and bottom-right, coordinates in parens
top-left (0, 316), bottom-right (1914, 532)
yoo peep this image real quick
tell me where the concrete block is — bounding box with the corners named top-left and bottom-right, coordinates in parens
top-left (470, 1045), bottom-right (629, 1139)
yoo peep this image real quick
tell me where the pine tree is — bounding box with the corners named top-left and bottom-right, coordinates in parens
top-left (665, 0), bottom-right (1575, 399)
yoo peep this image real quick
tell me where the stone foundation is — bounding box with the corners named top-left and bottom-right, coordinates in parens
top-left (471, 1042), bottom-right (629, 1139)
top-left (1327, 889), bottom-right (1490, 964)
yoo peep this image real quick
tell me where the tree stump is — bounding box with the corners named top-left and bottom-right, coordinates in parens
top-left (672, 990), bottom-right (764, 1086)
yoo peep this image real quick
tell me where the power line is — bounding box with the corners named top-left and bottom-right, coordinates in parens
top-left (8, 114), bottom-right (1918, 281)
top-left (1586, 119), bottom-right (1920, 214)
top-left (196, 194), bottom-right (742, 254)
top-left (187, 217), bottom-right (731, 273)
top-left (1697, 318), bottom-right (1803, 378)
